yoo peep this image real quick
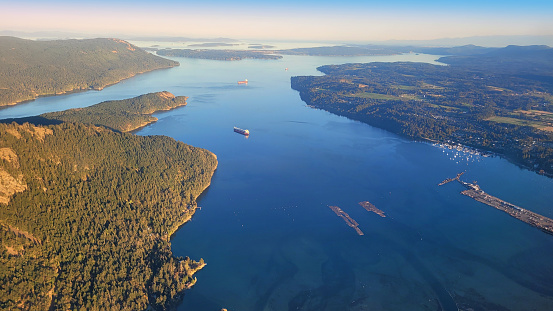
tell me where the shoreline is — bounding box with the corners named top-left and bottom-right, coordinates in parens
top-left (159, 151), bottom-right (217, 307)
top-left (0, 65), bottom-right (178, 108)
top-left (167, 152), bottom-right (218, 240)
top-left (304, 103), bottom-right (552, 179)
top-left (127, 100), bottom-right (188, 133)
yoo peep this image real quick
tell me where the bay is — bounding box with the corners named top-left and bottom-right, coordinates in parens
top-left (1, 51), bottom-right (552, 311)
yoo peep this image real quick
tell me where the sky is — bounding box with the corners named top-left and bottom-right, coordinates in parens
top-left (1, 0), bottom-right (553, 43)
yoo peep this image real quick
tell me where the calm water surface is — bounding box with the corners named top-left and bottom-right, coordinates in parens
top-left (2, 52), bottom-right (553, 311)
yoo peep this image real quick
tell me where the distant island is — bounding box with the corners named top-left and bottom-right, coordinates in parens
top-left (291, 45), bottom-right (553, 176)
top-left (188, 42), bottom-right (239, 47)
top-left (128, 36), bottom-right (239, 43)
top-left (154, 45), bottom-right (402, 60)
top-left (274, 44), bottom-right (500, 57)
top-left (276, 45), bottom-right (400, 56)
top-left (156, 48), bottom-right (282, 60)
top-left (148, 43), bottom-right (505, 61)
top-left (0, 36), bottom-right (179, 107)
top-left (350, 43), bottom-right (498, 56)
top-left (41, 91), bottom-right (188, 132)
top-left (0, 95), bottom-right (217, 309)
top-left (248, 44), bottom-right (276, 49)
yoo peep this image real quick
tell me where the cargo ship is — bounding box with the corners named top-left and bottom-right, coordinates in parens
top-left (234, 127), bottom-right (249, 136)
top-left (238, 79), bottom-right (248, 84)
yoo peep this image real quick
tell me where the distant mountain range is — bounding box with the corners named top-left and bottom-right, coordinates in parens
top-left (1, 30), bottom-right (552, 47)
top-left (362, 35), bottom-right (553, 48)
top-left (0, 30), bottom-right (239, 43)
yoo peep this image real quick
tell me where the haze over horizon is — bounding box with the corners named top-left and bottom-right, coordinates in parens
top-left (1, 0), bottom-right (553, 44)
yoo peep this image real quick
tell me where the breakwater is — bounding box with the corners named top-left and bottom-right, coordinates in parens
top-left (440, 173), bottom-right (553, 235)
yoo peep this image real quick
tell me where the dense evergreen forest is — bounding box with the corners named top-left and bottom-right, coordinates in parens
top-left (0, 121), bottom-right (217, 310)
top-left (0, 36), bottom-right (179, 107)
top-left (41, 91), bottom-right (188, 132)
top-left (291, 45), bottom-right (553, 175)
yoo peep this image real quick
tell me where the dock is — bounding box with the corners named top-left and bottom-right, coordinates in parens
top-left (438, 172), bottom-right (464, 186)
top-left (440, 173), bottom-right (553, 235)
top-left (329, 205), bottom-right (364, 235)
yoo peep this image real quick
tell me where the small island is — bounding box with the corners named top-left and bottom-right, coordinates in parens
top-left (0, 37), bottom-right (179, 107)
top-left (188, 42), bottom-right (239, 48)
top-left (248, 44), bottom-right (276, 49)
top-left (291, 45), bottom-right (553, 176)
top-left (156, 48), bottom-right (282, 60)
top-left (0, 95), bottom-right (217, 310)
top-left (41, 91), bottom-right (187, 132)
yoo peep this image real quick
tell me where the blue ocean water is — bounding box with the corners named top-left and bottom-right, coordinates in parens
top-left (2, 51), bottom-right (552, 311)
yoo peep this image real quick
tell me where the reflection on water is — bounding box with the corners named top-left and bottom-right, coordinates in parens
top-left (2, 51), bottom-right (553, 311)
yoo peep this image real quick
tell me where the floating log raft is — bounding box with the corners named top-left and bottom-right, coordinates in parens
top-left (329, 205), bottom-right (364, 235)
top-left (359, 201), bottom-right (386, 217)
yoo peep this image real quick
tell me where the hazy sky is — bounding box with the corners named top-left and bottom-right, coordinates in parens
top-left (2, 0), bottom-right (553, 42)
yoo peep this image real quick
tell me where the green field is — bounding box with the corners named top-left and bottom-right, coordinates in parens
top-left (428, 103), bottom-right (462, 111)
top-left (350, 92), bottom-right (402, 100)
top-left (394, 84), bottom-right (416, 90)
top-left (487, 116), bottom-right (553, 132)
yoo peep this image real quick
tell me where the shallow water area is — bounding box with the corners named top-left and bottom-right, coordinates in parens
top-left (2, 49), bottom-right (553, 311)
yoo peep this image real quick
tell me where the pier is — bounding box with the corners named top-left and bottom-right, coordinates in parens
top-left (440, 173), bottom-right (553, 235)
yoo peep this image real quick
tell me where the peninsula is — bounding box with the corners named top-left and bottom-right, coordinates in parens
top-left (0, 96), bottom-right (217, 309)
top-left (40, 91), bottom-right (187, 132)
top-left (0, 36), bottom-right (179, 107)
top-left (291, 45), bottom-right (553, 176)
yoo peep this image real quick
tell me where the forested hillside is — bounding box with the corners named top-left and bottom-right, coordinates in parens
top-left (0, 36), bottom-right (179, 106)
top-left (41, 91), bottom-right (188, 132)
top-left (0, 122), bottom-right (217, 310)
